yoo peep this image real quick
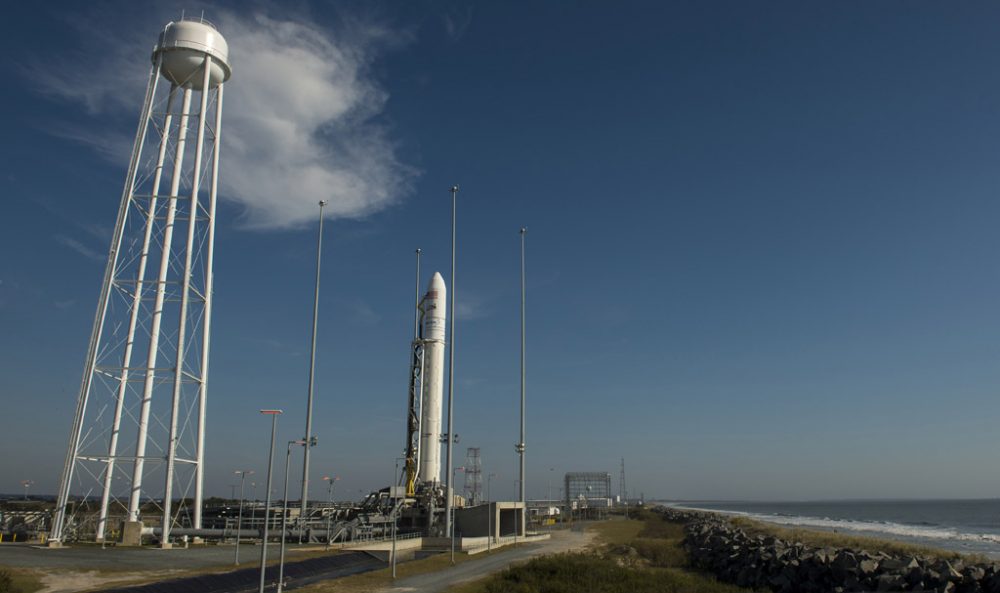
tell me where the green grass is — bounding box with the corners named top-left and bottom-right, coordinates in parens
top-left (446, 512), bottom-right (758, 593)
top-left (0, 567), bottom-right (43, 593)
top-left (587, 517), bottom-right (645, 546)
top-left (479, 554), bottom-right (752, 593)
top-left (629, 537), bottom-right (687, 568)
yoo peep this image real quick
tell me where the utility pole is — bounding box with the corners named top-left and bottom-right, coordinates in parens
top-left (487, 472), bottom-right (496, 552)
top-left (280, 439), bottom-right (309, 593)
top-left (620, 458), bottom-right (628, 519)
top-left (234, 469), bottom-right (253, 565)
top-left (517, 228), bottom-right (526, 506)
top-left (445, 185), bottom-right (459, 541)
top-left (258, 410), bottom-right (282, 593)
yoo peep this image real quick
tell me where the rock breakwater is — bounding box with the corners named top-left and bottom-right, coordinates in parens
top-left (657, 508), bottom-right (1000, 593)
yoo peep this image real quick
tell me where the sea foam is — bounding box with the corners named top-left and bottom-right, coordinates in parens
top-left (672, 504), bottom-right (1000, 545)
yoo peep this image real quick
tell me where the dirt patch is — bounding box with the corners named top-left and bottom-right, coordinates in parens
top-left (38, 569), bottom-right (178, 593)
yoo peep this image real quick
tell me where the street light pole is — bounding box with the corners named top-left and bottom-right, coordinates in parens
top-left (258, 410), bottom-right (282, 593)
top-left (235, 469), bottom-right (254, 565)
top-left (301, 200), bottom-right (327, 519)
top-left (323, 475), bottom-right (338, 550)
top-left (517, 228), bottom-right (527, 511)
top-left (451, 465), bottom-right (464, 564)
top-left (445, 185), bottom-right (459, 542)
top-left (279, 439), bottom-right (306, 593)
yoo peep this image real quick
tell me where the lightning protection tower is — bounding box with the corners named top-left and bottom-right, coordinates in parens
top-left (463, 447), bottom-right (482, 505)
top-left (50, 17), bottom-right (232, 546)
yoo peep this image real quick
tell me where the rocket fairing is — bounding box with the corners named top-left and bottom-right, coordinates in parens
top-left (419, 272), bottom-right (447, 484)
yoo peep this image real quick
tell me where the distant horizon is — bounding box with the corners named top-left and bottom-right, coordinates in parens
top-left (8, 494), bottom-right (1000, 505)
top-left (663, 497), bottom-right (1000, 504)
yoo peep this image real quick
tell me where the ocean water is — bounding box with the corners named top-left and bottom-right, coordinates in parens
top-left (672, 499), bottom-right (1000, 558)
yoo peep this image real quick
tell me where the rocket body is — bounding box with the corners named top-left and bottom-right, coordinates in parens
top-left (419, 272), bottom-right (447, 484)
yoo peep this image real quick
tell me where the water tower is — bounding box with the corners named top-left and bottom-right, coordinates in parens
top-left (50, 17), bottom-right (232, 546)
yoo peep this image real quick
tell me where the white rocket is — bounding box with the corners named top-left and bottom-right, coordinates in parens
top-left (419, 272), bottom-right (447, 484)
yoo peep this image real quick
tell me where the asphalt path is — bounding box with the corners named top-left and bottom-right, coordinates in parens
top-left (0, 542), bottom-right (289, 570)
top-left (379, 526), bottom-right (595, 593)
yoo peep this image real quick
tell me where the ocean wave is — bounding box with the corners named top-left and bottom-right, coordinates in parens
top-left (671, 504), bottom-right (1000, 545)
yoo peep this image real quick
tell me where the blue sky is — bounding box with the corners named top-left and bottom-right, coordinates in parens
top-left (4, 1), bottom-right (1000, 502)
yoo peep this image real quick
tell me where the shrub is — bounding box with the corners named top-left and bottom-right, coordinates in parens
top-left (631, 538), bottom-right (687, 567)
top-left (0, 570), bottom-right (13, 593)
top-left (480, 553), bottom-right (752, 593)
top-left (637, 517), bottom-right (685, 540)
top-left (483, 554), bottom-right (668, 593)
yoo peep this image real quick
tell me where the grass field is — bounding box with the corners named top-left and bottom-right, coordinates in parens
top-left (444, 513), bottom-right (758, 593)
top-left (0, 567), bottom-right (43, 593)
top-left (588, 518), bottom-right (644, 546)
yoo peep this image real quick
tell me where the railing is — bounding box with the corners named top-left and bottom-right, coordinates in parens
top-left (178, 13), bottom-right (218, 30)
top-left (352, 530), bottom-right (422, 544)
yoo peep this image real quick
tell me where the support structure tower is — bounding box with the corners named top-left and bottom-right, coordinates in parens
top-left (463, 447), bottom-right (482, 505)
top-left (50, 17), bottom-right (232, 545)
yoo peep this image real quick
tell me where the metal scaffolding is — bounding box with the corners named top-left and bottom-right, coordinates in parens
top-left (564, 472), bottom-right (613, 511)
top-left (463, 448), bottom-right (482, 505)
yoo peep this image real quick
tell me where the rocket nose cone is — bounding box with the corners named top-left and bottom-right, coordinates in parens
top-left (428, 272), bottom-right (446, 292)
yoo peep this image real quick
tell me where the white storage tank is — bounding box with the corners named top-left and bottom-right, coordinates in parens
top-left (154, 18), bottom-right (231, 89)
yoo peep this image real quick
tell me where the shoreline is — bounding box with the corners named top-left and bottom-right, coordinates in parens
top-left (667, 502), bottom-right (1000, 559)
top-left (669, 507), bottom-right (1000, 593)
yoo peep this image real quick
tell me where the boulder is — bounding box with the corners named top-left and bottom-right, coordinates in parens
top-left (665, 507), bottom-right (995, 593)
top-left (860, 559), bottom-right (880, 575)
top-left (877, 573), bottom-right (905, 591)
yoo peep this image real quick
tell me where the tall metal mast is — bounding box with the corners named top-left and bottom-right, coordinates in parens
top-left (518, 228), bottom-right (527, 506)
top-left (445, 185), bottom-right (459, 539)
top-left (301, 200), bottom-right (328, 517)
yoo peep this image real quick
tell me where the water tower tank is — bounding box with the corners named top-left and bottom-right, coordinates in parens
top-left (153, 19), bottom-right (231, 90)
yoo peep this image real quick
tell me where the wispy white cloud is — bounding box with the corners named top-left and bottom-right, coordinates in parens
top-left (455, 292), bottom-right (491, 321)
top-left (77, 221), bottom-right (112, 242)
top-left (442, 7), bottom-right (474, 41)
top-left (54, 234), bottom-right (105, 262)
top-left (25, 4), bottom-right (417, 230)
top-left (45, 124), bottom-right (133, 165)
top-left (349, 298), bottom-right (382, 325)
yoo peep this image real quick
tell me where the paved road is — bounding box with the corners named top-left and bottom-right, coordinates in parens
top-left (0, 542), bottom-right (332, 592)
top-left (0, 528), bottom-right (594, 593)
top-left (379, 527), bottom-right (595, 593)
top-left (0, 542), bottom-right (297, 571)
